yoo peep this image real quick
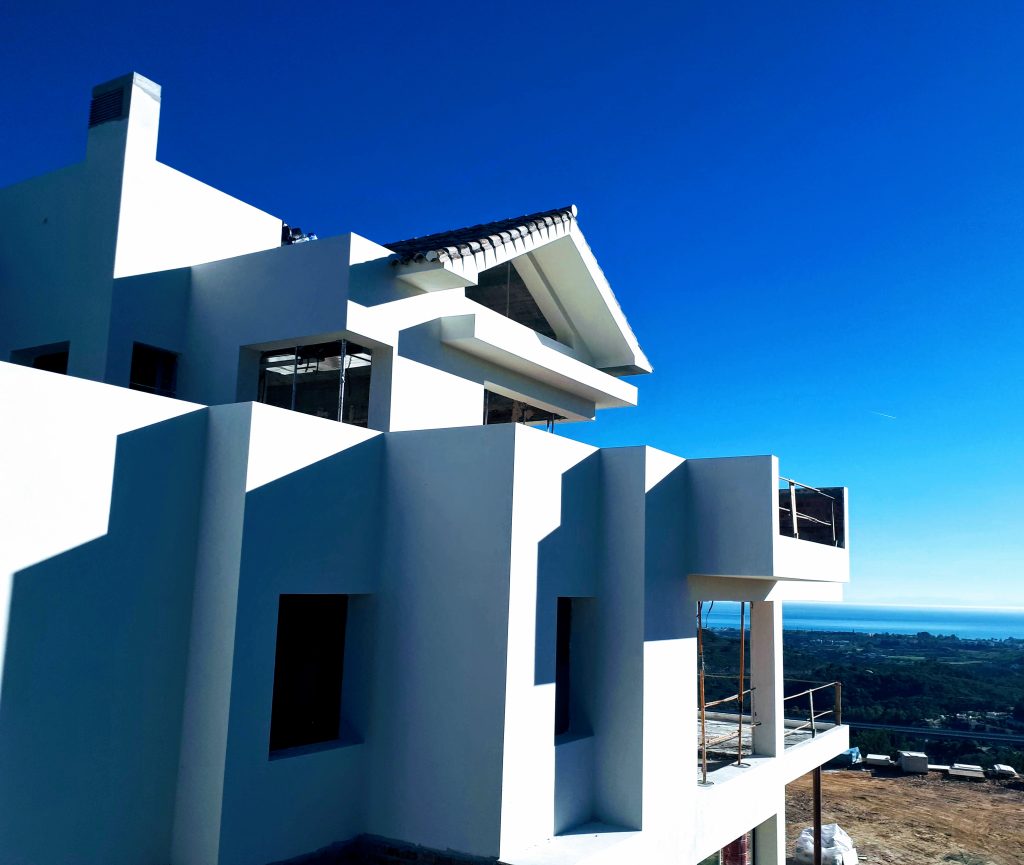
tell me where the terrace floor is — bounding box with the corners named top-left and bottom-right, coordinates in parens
top-left (698, 713), bottom-right (821, 778)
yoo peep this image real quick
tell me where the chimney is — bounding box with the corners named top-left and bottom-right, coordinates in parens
top-left (86, 72), bottom-right (161, 165)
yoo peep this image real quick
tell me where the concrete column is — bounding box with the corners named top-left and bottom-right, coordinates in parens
top-left (750, 600), bottom-right (784, 757)
top-left (753, 807), bottom-right (786, 865)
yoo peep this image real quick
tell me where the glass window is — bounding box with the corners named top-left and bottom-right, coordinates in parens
top-left (257, 339), bottom-right (372, 427)
top-left (467, 261), bottom-right (558, 341)
top-left (484, 390), bottom-right (563, 428)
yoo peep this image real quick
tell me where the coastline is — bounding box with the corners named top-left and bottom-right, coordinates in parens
top-left (701, 601), bottom-right (1024, 640)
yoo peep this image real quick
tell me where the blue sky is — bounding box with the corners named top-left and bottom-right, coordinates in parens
top-left (2, 3), bottom-right (1022, 607)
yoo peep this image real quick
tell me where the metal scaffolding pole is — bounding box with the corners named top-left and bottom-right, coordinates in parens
top-left (813, 766), bottom-right (822, 865)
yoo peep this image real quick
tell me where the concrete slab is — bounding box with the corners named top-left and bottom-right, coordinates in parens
top-left (948, 768), bottom-right (986, 781)
top-left (898, 751), bottom-right (929, 774)
top-left (501, 823), bottom-right (642, 865)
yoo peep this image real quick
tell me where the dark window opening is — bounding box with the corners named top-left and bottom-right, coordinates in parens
top-left (129, 343), bottom-right (178, 397)
top-left (555, 597), bottom-right (573, 737)
top-left (11, 342), bottom-right (70, 375)
top-left (33, 350), bottom-right (69, 374)
top-left (257, 339), bottom-right (371, 427)
top-left (468, 261), bottom-right (559, 341)
top-left (270, 594), bottom-right (348, 753)
top-left (484, 390), bottom-right (563, 430)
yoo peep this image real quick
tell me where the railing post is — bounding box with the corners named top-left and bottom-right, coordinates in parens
top-left (813, 767), bottom-right (823, 865)
top-left (835, 682), bottom-right (842, 726)
top-left (736, 602), bottom-right (746, 766)
top-left (789, 481), bottom-right (799, 538)
top-left (808, 687), bottom-right (816, 738)
top-left (698, 603), bottom-right (711, 786)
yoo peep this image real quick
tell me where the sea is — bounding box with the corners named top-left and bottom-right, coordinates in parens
top-left (701, 602), bottom-right (1024, 640)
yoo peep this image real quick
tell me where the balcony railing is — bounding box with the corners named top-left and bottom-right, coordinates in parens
top-left (697, 678), bottom-right (843, 784)
top-left (783, 680), bottom-right (843, 739)
top-left (778, 477), bottom-right (845, 548)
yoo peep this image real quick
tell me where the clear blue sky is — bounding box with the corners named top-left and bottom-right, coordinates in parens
top-left (3, 3), bottom-right (1022, 607)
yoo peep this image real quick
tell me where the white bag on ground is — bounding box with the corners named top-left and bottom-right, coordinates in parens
top-left (794, 823), bottom-right (859, 865)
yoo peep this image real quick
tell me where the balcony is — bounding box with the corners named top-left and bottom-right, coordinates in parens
top-left (692, 678), bottom-right (850, 859)
top-left (778, 478), bottom-right (846, 548)
top-left (697, 679), bottom-right (843, 784)
top-left (685, 456), bottom-right (849, 585)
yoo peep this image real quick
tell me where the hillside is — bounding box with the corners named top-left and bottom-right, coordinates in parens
top-left (785, 769), bottom-right (1024, 865)
top-left (701, 628), bottom-right (1024, 769)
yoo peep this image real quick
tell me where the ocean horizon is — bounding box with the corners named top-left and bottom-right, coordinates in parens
top-left (702, 601), bottom-right (1024, 640)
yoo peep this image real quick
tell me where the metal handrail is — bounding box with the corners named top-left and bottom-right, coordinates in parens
top-left (783, 681), bottom-right (843, 738)
top-left (697, 600), bottom-right (753, 785)
top-left (779, 476), bottom-right (838, 545)
top-left (703, 687), bottom-right (755, 710)
top-left (697, 678), bottom-right (843, 786)
top-left (778, 477), bottom-right (836, 500)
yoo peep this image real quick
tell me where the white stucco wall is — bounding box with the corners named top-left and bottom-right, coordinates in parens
top-left (685, 455), bottom-right (777, 579)
top-left (218, 406), bottom-right (381, 865)
top-left (0, 365), bottom-right (207, 865)
top-left (0, 157), bottom-right (121, 380)
top-left (184, 236), bottom-right (354, 406)
top-left (366, 424), bottom-right (517, 857)
top-left (0, 362), bottom-right (201, 576)
top-left (115, 161), bottom-right (282, 279)
top-left (0, 68), bottom-right (854, 865)
top-left (500, 427), bottom-right (599, 852)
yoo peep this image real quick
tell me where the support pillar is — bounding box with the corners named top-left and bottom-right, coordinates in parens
top-left (750, 600), bottom-right (784, 757)
top-left (753, 807), bottom-right (786, 865)
top-left (813, 766), bottom-right (823, 865)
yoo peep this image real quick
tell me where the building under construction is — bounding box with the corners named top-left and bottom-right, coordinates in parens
top-left (0, 72), bottom-right (852, 865)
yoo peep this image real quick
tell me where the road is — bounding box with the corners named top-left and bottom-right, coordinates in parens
top-left (845, 720), bottom-right (1024, 745)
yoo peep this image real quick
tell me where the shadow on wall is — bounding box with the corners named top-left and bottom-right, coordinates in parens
top-left (534, 452), bottom-right (601, 688)
top-left (533, 451), bottom-right (691, 836)
top-left (0, 411), bottom-right (208, 865)
top-left (214, 434), bottom-right (385, 865)
top-left (644, 460), bottom-right (689, 644)
top-left (534, 453), bottom-right (602, 835)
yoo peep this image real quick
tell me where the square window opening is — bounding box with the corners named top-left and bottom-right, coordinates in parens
top-left (484, 389), bottom-right (564, 428)
top-left (554, 596), bottom-right (595, 742)
top-left (129, 343), bottom-right (178, 397)
top-left (11, 341), bottom-right (70, 375)
top-left (270, 594), bottom-right (349, 754)
top-left (555, 596), bottom-right (573, 737)
top-left (257, 339), bottom-right (372, 426)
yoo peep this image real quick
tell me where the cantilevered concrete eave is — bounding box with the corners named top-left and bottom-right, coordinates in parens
top-left (440, 311), bottom-right (638, 410)
top-left (391, 220), bottom-right (652, 377)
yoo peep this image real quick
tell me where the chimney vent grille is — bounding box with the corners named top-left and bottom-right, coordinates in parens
top-left (89, 88), bottom-right (125, 127)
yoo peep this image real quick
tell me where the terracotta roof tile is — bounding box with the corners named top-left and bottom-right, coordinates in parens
top-left (385, 205), bottom-right (577, 265)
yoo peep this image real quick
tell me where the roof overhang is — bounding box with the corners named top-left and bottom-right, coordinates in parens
top-left (440, 311), bottom-right (638, 411)
top-left (388, 207), bottom-right (651, 376)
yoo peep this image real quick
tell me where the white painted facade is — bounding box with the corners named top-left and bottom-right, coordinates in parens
top-left (0, 73), bottom-right (851, 865)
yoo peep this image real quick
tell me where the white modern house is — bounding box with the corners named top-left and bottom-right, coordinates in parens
top-left (0, 73), bottom-right (851, 865)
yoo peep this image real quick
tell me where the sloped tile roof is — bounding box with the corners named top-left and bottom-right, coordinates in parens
top-left (385, 205), bottom-right (577, 265)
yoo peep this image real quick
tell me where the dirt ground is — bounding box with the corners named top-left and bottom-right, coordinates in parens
top-left (785, 769), bottom-right (1024, 865)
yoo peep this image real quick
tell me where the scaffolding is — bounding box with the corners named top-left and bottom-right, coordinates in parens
top-left (696, 602), bottom-right (843, 865)
top-left (697, 601), bottom-right (755, 785)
